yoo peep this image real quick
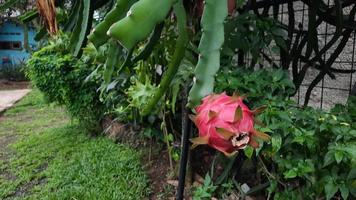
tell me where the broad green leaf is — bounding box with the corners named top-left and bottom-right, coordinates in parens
top-left (18, 9), bottom-right (38, 23)
top-left (334, 151), bottom-right (343, 164)
top-left (347, 169), bottom-right (356, 180)
top-left (271, 134), bottom-right (282, 153)
top-left (323, 151), bottom-right (334, 167)
top-left (284, 169), bottom-right (297, 179)
top-left (350, 130), bottom-right (356, 137)
top-left (70, 0), bottom-right (94, 57)
top-left (271, 27), bottom-right (288, 39)
top-left (244, 146), bottom-right (254, 158)
top-left (103, 40), bottom-right (121, 85)
top-left (340, 185), bottom-right (349, 200)
top-left (325, 181), bottom-right (338, 200)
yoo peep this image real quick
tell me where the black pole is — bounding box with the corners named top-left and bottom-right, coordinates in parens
top-left (176, 89), bottom-right (192, 200)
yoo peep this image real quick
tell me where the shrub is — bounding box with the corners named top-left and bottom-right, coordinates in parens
top-left (259, 98), bottom-right (355, 200)
top-left (215, 67), bottom-right (295, 107)
top-left (26, 36), bottom-right (104, 128)
top-left (0, 64), bottom-right (27, 81)
top-left (209, 67), bottom-right (356, 199)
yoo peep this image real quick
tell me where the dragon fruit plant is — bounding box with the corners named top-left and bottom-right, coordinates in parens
top-left (190, 92), bottom-right (271, 156)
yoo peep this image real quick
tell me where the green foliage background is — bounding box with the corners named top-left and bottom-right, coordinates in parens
top-left (26, 36), bottom-right (105, 128)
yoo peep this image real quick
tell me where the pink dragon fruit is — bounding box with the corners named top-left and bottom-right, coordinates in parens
top-left (190, 92), bottom-right (270, 156)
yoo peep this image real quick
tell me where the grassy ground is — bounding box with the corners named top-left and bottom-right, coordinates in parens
top-left (0, 90), bottom-right (150, 200)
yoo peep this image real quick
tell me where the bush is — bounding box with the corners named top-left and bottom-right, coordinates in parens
top-left (0, 64), bottom-right (27, 81)
top-left (26, 36), bottom-right (104, 128)
top-left (208, 67), bottom-right (356, 199)
top-left (259, 97), bottom-right (355, 199)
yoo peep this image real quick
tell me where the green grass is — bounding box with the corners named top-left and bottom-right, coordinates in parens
top-left (0, 90), bottom-right (150, 200)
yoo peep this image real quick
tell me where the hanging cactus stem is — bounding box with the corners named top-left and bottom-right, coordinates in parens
top-left (108, 0), bottom-right (174, 50)
top-left (88, 0), bottom-right (137, 48)
top-left (188, 0), bottom-right (228, 108)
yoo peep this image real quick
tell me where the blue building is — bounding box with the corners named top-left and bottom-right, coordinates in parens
top-left (0, 20), bottom-right (37, 68)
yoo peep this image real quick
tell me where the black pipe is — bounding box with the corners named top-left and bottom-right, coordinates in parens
top-left (176, 90), bottom-right (192, 200)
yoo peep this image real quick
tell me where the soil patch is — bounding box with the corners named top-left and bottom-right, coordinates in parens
top-left (3, 177), bottom-right (47, 200)
top-left (0, 134), bottom-right (18, 184)
top-left (142, 146), bottom-right (173, 200)
top-left (0, 134), bottom-right (17, 160)
top-left (0, 80), bottom-right (29, 90)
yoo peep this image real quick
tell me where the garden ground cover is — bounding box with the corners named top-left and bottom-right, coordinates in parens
top-left (0, 90), bottom-right (149, 200)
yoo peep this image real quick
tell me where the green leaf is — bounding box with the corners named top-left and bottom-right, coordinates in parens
top-left (347, 169), bottom-right (356, 180)
top-left (323, 151), bottom-right (335, 167)
top-left (274, 37), bottom-right (288, 50)
top-left (350, 130), bottom-right (356, 137)
top-left (203, 174), bottom-right (212, 186)
top-left (63, 0), bottom-right (81, 32)
top-left (18, 9), bottom-right (38, 23)
top-left (166, 134), bottom-right (174, 142)
top-left (334, 151), bottom-right (343, 164)
top-left (272, 70), bottom-right (284, 82)
top-left (340, 185), bottom-right (349, 200)
top-left (271, 134), bottom-right (282, 153)
top-left (103, 40), bottom-right (121, 85)
top-left (70, 0), bottom-right (94, 57)
top-left (325, 181), bottom-right (338, 200)
top-left (244, 146), bottom-right (254, 158)
top-left (284, 169), bottom-right (297, 179)
top-left (271, 27), bottom-right (288, 39)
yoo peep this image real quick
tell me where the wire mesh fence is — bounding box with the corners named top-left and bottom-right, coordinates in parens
top-left (246, 0), bottom-right (356, 110)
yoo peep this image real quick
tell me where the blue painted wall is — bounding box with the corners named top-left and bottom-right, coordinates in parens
top-left (0, 21), bottom-right (37, 68)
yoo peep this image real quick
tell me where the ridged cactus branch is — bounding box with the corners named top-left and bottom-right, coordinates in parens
top-left (108, 0), bottom-right (174, 50)
top-left (188, 0), bottom-right (228, 108)
top-left (88, 0), bottom-right (137, 48)
top-left (141, 0), bottom-right (188, 116)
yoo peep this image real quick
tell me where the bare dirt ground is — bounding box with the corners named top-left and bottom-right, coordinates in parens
top-left (0, 80), bottom-right (29, 90)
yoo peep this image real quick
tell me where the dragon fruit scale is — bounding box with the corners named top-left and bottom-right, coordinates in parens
top-left (189, 92), bottom-right (270, 156)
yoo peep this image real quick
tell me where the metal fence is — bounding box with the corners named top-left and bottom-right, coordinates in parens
top-left (247, 0), bottom-right (356, 110)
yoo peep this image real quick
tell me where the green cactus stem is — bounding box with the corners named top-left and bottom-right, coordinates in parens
top-left (108, 0), bottom-right (174, 50)
top-left (188, 0), bottom-right (228, 108)
top-left (88, 0), bottom-right (137, 48)
top-left (141, 0), bottom-right (188, 116)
